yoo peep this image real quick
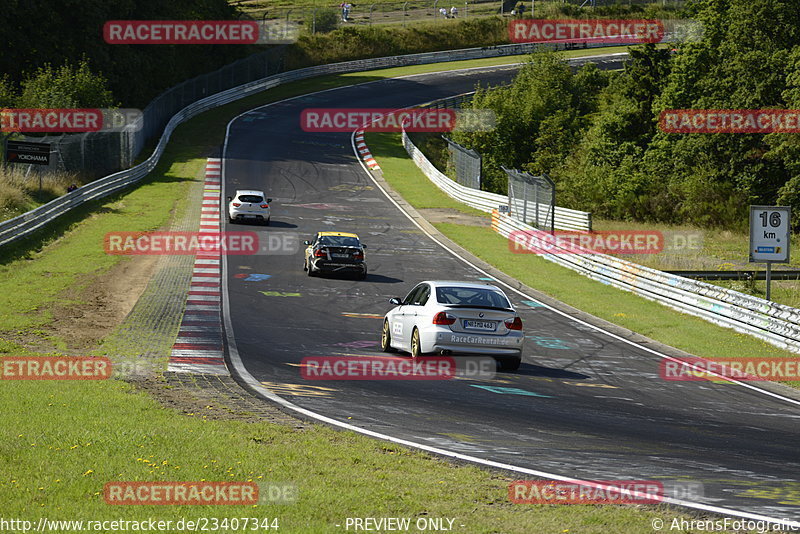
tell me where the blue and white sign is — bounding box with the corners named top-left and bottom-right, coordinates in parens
top-left (749, 206), bottom-right (790, 263)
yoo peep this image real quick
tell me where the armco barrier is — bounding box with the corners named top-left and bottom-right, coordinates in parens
top-left (491, 212), bottom-right (800, 353)
top-left (401, 130), bottom-right (592, 231)
top-left (0, 40), bottom-right (633, 248)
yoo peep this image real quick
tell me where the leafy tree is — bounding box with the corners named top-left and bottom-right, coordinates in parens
top-left (453, 51), bottom-right (609, 194)
top-left (17, 60), bottom-right (115, 108)
top-left (0, 77), bottom-right (17, 108)
top-left (467, 0), bottom-right (800, 229)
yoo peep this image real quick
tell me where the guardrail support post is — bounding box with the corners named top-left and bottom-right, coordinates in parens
top-left (766, 261), bottom-right (773, 301)
top-left (403, 2), bottom-right (408, 26)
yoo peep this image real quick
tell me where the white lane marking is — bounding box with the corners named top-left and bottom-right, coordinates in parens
top-left (220, 56), bottom-right (800, 528)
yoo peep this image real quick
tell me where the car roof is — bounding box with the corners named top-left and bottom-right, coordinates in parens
top-left (318, 231), bottom-right (359, 238)
top-left (235, 190), bottom-right (265, 196)
top-left (418, 280), bottom-right (504, 292)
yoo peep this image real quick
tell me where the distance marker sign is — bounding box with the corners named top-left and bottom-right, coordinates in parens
top-left (749, 206), bottom-right (790, 263)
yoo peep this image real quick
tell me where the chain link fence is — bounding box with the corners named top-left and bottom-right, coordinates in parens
top-left (253, 0), bottom-right (686, 29)
top-left (5, 46), bottom-right (286, 180)
top-left (442, 135), bottom-right (481, 189)
top-left (504, 166), bottom-right (555, 233)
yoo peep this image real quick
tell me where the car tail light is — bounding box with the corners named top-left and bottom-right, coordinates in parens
top-left (352, 250), bottom-right (363, 259)
top-left (314, 249), bottom-right (327, 258)
top-left (505, 317), bottom-right (523, 330)
top-left (432, 312), bottom-right (456, 325)
top-left (260, 203), bottom-right (269, 208)
top-left (232, 202), bottom-right (241, 207)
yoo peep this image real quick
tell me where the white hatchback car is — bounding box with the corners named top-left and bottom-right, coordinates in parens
top-left (227, 190), bottom-right (272, 225)
top-left (381, 281), bottom-right (524, 371)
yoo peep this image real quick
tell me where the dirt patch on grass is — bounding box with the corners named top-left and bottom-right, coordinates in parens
top-left (6, 255), bottom-right (159, 355)
top-left (418, 208), bottom-right (489, 227)
top-left (54, 255), bottom-right (160, 353)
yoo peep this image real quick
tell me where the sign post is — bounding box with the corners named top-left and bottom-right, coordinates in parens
top-left (749, 206), bottom-right (791, 301)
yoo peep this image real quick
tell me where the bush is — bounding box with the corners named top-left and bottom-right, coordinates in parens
top-left (17, 60), bottom-right (115, 108)
top-left (305, 9), bottom-right (340, 34)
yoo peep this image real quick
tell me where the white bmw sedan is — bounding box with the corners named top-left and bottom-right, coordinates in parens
top-left (381, 281), bottom-right (524, 371)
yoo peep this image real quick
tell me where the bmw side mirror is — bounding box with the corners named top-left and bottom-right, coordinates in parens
top-left (227, 196), bottom-right (232, 201)
top-left (303, 240), bottom-right (311, 245)
top-left (389, 297), bottom-right (402, 305)
top-left (362, 244), bottom-right (367, 249)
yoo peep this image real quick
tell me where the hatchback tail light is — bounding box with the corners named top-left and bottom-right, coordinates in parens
top-left (232, 202), bottom-right (241, 207)
top-left (504, 317), bottom-right (523, 330)
top-left (432, 311), bottom-right (457, 325)
top-left (314, 249), bottom-right (327, 258)
top-left (260, 203), bottom-right (269, 208)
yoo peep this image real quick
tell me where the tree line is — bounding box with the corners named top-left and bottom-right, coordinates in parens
top-left (0, 0), bottom-right (252, 108)
top-left (453, 0), bottom-right (800, 231)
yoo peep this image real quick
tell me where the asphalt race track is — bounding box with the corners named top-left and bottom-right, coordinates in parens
top-left (222, 59), bottom-right (800, 521)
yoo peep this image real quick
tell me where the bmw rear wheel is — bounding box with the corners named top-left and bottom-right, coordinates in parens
top-left (381, 320), bottom-right (395, 352)
top-left (410, 328), bottom-right (422, 358)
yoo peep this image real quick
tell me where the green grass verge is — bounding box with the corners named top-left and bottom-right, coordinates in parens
top-left (0, 47), bottom-right (699, 532)
top-left (368, 132), bottom-right (798, 364)
top-left (0, 379), bottom-right (690, 532)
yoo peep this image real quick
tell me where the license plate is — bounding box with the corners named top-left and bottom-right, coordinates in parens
top-left (331, 253), bottom-right (349, 258)
top-left (463, 320), bottom-right (496, 331)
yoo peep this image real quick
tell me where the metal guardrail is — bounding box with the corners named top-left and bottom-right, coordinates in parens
top-left (492, 212), bottom-right (800, 353)
top-left (0, 40), bottom-right (629, 248)
top-left (667, 270), bottom-right (800, 281)
top-left (401, 130), bottom-right (593, 231)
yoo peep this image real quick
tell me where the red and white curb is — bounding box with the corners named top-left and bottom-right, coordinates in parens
top-left (354, 130), bottom-right (380, 170)
top-left (167, 158), bottom-right (228, 376)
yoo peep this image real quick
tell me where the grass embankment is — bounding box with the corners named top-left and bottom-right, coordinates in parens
top-left (238, 0), bottom-right (683, 28)
top-left (367, 131), bottom-right (799, 364)
top-left (0, 49), bottom-right (696, 533)
top-left (0, 165), bottom-right (79, 223)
